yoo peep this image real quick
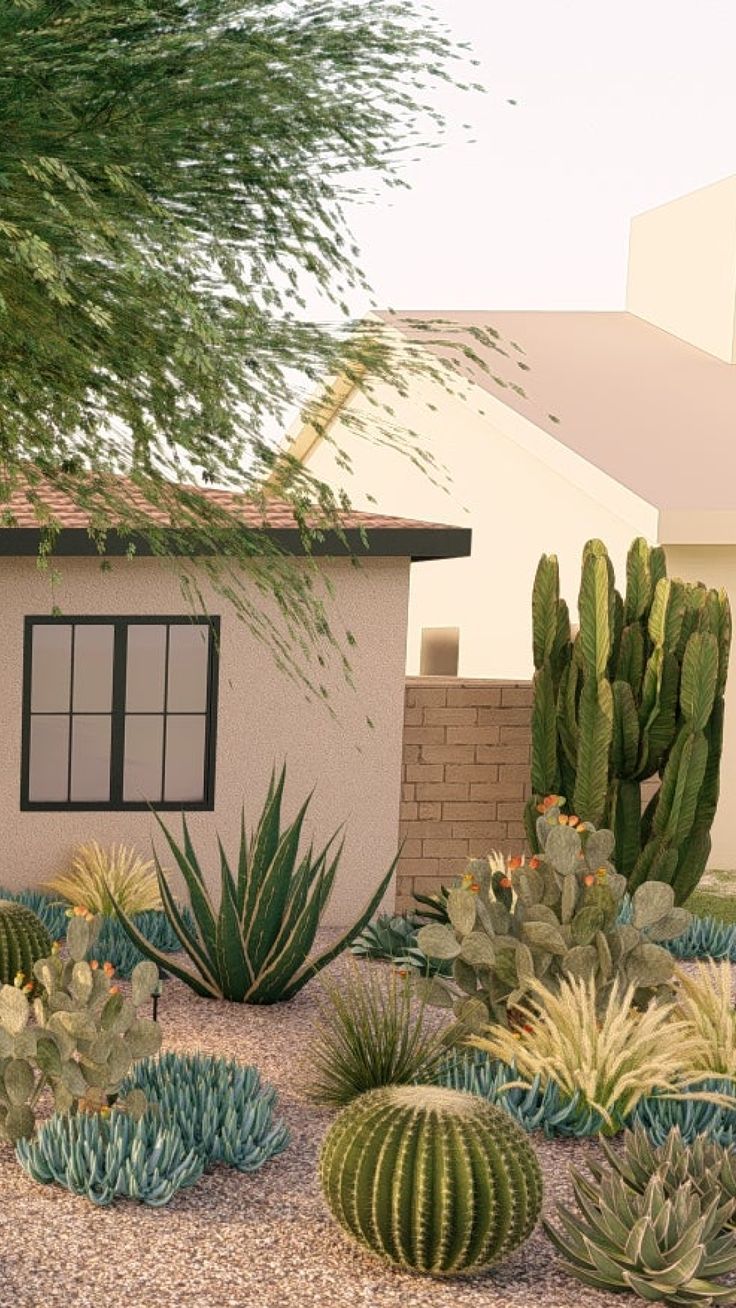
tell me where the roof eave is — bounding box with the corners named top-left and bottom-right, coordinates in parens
top-left (0, 524), bottom-right (472, 563)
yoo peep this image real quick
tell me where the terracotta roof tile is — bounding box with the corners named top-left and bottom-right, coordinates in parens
top-left (0, 477), bottom-right (471, 561)
top-left (0, 479), bottom-right (452, 534)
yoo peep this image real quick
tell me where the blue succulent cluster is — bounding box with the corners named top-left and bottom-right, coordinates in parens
top-left (434, 1050), bottom-right (609, 1138)
top-left (88, 907), bottom-right (196, 978)
top-left (631, 1079), bottom-right (736, 1148)
top-left (17, 1051), bottom-right (289, 1206)
top-left (120, 1051), bottom-right (290, 1171)
top-left (435, 1051), bottom-right (736, 1146)
top-left (17, 1107), bottom-right (204, 1206)
top-left (617, 893), bottom-right (736, 961)
top-left (664, 915), bottom-right (736, 963)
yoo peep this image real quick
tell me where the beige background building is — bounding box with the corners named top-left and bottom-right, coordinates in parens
top-left (0, 491), bottom-right (469, 922)
top-left (283, 176), bottom-right (736, 868)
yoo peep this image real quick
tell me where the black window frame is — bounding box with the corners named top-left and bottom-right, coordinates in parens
top-left (20, 614), bottom-right (220, 813)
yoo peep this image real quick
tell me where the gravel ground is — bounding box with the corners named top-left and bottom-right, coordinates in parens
top-left (0, 944), bottom-right (655, 1308)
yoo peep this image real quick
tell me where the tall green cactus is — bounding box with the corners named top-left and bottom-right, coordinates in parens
top-left (527, 539), bottom-right (731, 904)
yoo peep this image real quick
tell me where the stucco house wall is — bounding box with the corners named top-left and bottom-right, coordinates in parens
top-left (0, 553), bottom-right (411, 925)
top-left (304, 367), bottom-right (656, 679)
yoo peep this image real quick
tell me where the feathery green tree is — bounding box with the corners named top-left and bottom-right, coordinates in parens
top-left (0, 0), bottom-right (492, 694)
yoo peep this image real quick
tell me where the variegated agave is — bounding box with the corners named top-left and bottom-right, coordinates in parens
top-left (110, 767), bottom-right (396, 1003)
top-left (544, 1127), bottom-right (736, 1305)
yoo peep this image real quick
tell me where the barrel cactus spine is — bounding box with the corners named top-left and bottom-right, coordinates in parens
top-left (319, 1084), bottom-right (542, 1276)
top-left (527, 539), bottom-right (731, 903)
top-left (0, 900), bottom-right (52, 989)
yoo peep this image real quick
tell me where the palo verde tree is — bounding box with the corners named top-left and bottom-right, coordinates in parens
top-left (0, 0), bottom-right (503, 697)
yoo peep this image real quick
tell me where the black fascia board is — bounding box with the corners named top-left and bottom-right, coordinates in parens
top-left (0, 524), bottom-right (472, 562)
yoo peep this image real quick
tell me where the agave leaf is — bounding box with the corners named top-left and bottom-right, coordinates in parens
top-left (235, 808), bottom-right (250, 918)
top-left (241, 766), bottom-right (289, 928)
top-left (275, 853), bottom-right (399, 1002)
top-left (244, 797), bottom-right (313, 972)
top-left (214, 845), bottom-right (251, 1000)
top-left (253, 838), bottom-right (345, 1000)
top-left (106, 887), bottom-right (220, 998)
top-left (153, 812), bottom-right (218, 960)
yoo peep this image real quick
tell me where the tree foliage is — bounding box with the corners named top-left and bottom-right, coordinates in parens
top-left (0, 1), bottom-right (490, 693)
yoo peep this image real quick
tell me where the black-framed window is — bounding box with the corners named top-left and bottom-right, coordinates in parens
top-left (21, 616), bottom-right (220, 811)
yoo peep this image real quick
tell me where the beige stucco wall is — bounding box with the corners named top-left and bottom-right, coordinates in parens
top-left (0, 553), bottom-right (410, 924)
top-left (627, 176), bottom-right (736, 363)
top-left (305, 366), bottom-right (657, 678)
top-left (661, 544), bottom-right (736, 869)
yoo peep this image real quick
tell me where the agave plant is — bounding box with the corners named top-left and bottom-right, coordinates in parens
top-left (597, 1125), bottom-right (736, 1224)
top-left (110, 767), bottom-right (397, 1003)
top-left (44, 842), bottom-right (161, 916)
top-left (544, 1128), bottom-right (736, 1305)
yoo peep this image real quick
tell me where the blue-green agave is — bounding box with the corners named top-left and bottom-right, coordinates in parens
top-left (120, 1051), bottom-right (289, 1170)
top-left (632, 1080), bottom-right (736, 1149)
top-left (665, 915), bottom-right (736, 963)
top-left (16, 1108), bottom-right (204, 1206)
top-left (110, 767), bottom-right (397, 1002)
top-left (435, 1050), bottom-right (608, 1138)
top-left (350, 912), bottom-right (452, 977)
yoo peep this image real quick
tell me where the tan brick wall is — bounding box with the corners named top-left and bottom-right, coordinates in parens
top-left (397, 677), bottom-right (532, 911)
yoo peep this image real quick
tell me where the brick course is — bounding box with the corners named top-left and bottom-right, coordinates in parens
top-left (396, 677), bottom-right (532, 910)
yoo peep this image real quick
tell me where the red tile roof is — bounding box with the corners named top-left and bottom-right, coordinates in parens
top-left (0, 478), bottom-right (471, 561)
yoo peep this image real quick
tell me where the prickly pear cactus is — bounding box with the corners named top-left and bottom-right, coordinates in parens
top-left (416, 805), bottom-right (691, 1033)
top-left (0, 911), bottom-right (160, 1142)
top-left (527, 538), bottom-right (731, 904)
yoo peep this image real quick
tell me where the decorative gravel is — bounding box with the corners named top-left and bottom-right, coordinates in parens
top-left (0, 943), bottom-right (652, 1308)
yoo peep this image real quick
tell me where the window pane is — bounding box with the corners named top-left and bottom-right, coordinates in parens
top-left (123, 715), bottom-right (163, 803)
top-left (31, 625), bottom-right (71, 712)
top-left (70, 716), bottom-right (111, 803)
top-left (126, 625), bottom-right (166, 712)
top-left (164, 715), bottom-right (206, 802)
top-left (28, 716), bottom-right (69, 802)
top-left (73, 625), bottom-right (114, 713)
top-left (167, 625), bottom-right (209, 712)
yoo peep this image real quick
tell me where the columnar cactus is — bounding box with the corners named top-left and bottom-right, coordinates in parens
top-left (319, 1084), bottom-right (543, 1276)
top-left (0, 900), bottom-right (52, 987)
top-left (527, 539), bottom-right (731, 903)
top-left (416, 807), bottom-right (691, 1030)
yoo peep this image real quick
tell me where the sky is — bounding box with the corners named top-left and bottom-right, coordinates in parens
top-left (341, 0), bottom-right (736, 312)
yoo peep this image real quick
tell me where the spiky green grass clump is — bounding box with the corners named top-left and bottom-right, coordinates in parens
top-left (306, 963), bottom-right (448, 1107)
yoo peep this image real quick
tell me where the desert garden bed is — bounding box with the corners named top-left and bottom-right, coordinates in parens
top-left (0, 943), bottom-right (633, 1308)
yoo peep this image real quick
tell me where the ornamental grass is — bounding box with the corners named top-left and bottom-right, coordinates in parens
top-left (471, 974), bottom-right (730, 1134)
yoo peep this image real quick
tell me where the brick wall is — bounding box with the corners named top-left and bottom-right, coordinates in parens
top-left (397, 677), bottom-right (533, 911)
